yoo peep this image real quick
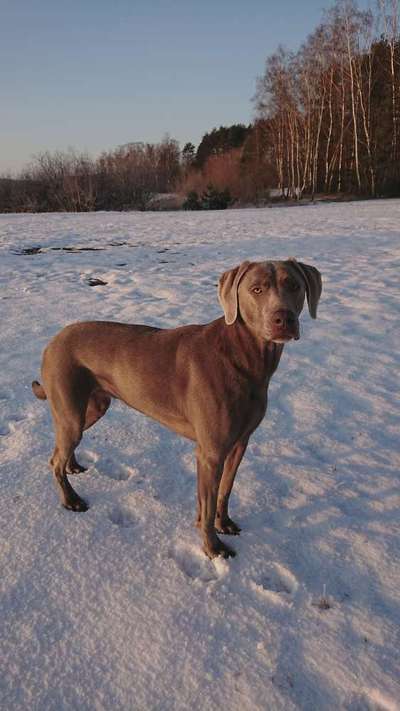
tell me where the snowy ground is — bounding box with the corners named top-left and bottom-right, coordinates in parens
top-left (0, 201), bottom-right (399, 711)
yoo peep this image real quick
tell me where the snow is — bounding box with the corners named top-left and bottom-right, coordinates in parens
top-left (0, 201), bottom-right (399, 710)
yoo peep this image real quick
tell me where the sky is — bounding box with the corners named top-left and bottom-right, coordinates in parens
top-left (1, 0), bottom-right (372, 173)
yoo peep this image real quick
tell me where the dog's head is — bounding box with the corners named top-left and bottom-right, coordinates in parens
top-left (218, 259), bottom-right (322, 342)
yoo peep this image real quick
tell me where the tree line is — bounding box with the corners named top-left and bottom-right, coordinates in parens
top-left (0, 139), bottom-right (181, 212)
top-left (253, 0), bottom-right (400, 198)
top-left (1, 0), bottom-right (399, 212)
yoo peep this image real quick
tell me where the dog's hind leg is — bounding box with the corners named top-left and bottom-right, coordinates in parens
top-left (83, 390), bottom-right (111, 431)
top-left (45, 371), bottom-right (91, 510)
top-left (50, 417), bottom-right (88, 511)
top-left (66, 390), bottom-right (111, 475)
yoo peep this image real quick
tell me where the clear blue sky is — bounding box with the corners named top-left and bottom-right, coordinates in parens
top-left (1, 0), bottom-right (371, 173)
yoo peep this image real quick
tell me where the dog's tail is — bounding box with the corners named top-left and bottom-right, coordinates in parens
top-left (32, 380), bottom-right (47, 400)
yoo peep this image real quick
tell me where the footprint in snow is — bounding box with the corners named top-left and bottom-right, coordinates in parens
top-left (108, 505), bottom-right (137, 528)
top-left (71, 451), bottom-right (139, 483)
top-left (171, 542), bottom-right (218, 583)
top-left (251, 564), bottom-right (298, 604)
top-left (0, 414), bottom-right (25, 437)
top-left (344, 689), bottom-right (399, 711)
top-left (74, 449), bottom-right (99, 469)
top-left (99, 459), bottom-right (138, 482)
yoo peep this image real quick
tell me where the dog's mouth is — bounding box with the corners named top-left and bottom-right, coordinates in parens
top-left (269, 326), bottom-right (300, 343)
top-left (271, 334), bottom-right (299, 344)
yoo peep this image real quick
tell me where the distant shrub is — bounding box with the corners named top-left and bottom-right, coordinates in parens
top-left (182, 190), bottom-right (202, 210)
top-left (200, 184), bottom-right (233, 210)
top-left (183, 185), bottom-right (233, 210)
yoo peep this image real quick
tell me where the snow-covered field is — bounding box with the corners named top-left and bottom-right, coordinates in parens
top-left (1, 201), bottom-right (399, 711)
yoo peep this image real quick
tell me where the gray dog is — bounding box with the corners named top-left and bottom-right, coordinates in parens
top-left (33, 258), bottom-right (322, 559)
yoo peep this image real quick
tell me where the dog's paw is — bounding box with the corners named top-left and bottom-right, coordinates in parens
top-left (63, 495), bottom-right (89, 512)
top-left (203, 536), bottom-right (236, 560)
top-left (66, 457), bottom-right (88, 475)
top-left (215, 515), bottom-right (241, 535)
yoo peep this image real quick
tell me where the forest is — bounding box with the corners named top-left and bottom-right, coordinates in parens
top-left (1, 0), bottom-right (399, 212)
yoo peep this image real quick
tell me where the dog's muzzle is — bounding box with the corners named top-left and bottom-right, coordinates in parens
top-left (269, 309), bottom-right (299, 342)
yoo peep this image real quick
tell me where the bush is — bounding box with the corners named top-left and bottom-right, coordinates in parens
top-left (201, 184), bottom-right (233, 210)
top-left (182, 190), bottom-right (202, 210)
top-left (183, 185), bottom-right (233, 210)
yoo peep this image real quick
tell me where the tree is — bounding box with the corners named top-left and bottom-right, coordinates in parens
top-left (253, 0), bottom-right (399, 197)
top-left (181, 142), bottom-right (196, 172)
top-left (195, 125), bottom-right (251, 167)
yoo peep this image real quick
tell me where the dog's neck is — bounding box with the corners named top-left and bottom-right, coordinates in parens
top-left (223, 319), bottom-right (284, 385)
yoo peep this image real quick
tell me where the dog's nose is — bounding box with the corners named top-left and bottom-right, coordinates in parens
top-left (273, 310), bottom-right (296, 329)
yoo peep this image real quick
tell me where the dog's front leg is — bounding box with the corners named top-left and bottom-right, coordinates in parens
top-left (196, 448), bottom-right (236, 559)
top-left (215, 436), bottom-right (249, 535)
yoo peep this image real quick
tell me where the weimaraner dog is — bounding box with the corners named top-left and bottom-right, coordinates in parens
top-left (32, 258), bottom-right (322, 559)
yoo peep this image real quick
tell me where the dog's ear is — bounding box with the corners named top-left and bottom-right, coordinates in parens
top-left (288, 258), bottom-right (322, 319)
top-left (218, 261), bottom-right (251, 325)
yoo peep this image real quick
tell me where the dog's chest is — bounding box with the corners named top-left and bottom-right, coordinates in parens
top-left (244, 384), bottom-right (268, 430)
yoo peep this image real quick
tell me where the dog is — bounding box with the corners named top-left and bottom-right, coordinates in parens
top-left (32, 258), bottom-right (322, 558)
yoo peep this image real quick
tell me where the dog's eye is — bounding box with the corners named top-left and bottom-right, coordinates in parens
top-left (252, 287), bottom-right (263, 294)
